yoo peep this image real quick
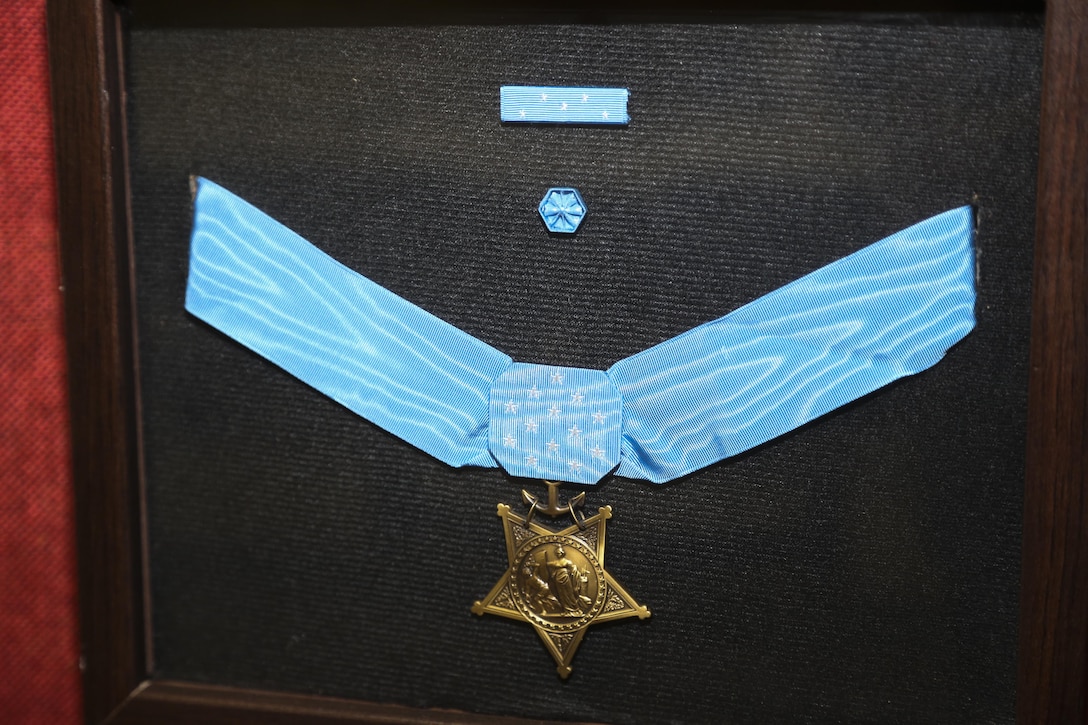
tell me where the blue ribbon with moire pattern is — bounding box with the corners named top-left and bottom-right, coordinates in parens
top-left (186, 178), bottom-right (976, 484)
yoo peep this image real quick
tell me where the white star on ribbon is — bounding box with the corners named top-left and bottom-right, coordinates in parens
top-left (504, 399), bottom-right (518, 414)
top-left (591, 445), bottom-right (605, 459)
top-left (592, 411), bottom-right (607, 424)
top-left (582, 93), bottom-right (589, 102)
top-left (541, 93), bottom-right (548, 101)
top-left (568, 460), bottom-right (583, 472)
top-left (547, 404), bottom-right (562, 418)
top-left (602, 111), bottom-right (609, 119)
top-left (546, 440), bottom-right (560, 454)
top-left (550, 371), bottom-right (565, 385)
top-left (519, 109), bottom-right (526, 118)
top-left (527, 384), bottom-right (542, 399)
top-left (503, 434), bottom-right (517, 448)
top-left (571, 391), bottom-right (584, 404)
top-left (524, 418), bottom-right (539, 432)
top-left (561, 101), bottom-right (568, 111)
top-left (568, 424), bottom-right (582, 439)
top-left (526, 455), bottom-right (538, 467)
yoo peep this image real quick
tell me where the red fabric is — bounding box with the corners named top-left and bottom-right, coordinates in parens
top-left (0, 0), bottom-right (83, 722)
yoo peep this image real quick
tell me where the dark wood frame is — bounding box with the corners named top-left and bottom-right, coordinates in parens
top-left (48, 1), bottom-right (1087, 723)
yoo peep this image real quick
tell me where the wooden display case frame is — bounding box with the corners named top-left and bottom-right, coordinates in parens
top-left (48, 2), bottom-right (1087, 722)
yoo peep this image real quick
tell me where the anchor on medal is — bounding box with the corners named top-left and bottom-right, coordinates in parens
top-left (522, 479), bottom-right (587, 529)
top-left (472, 480), bottom-right (650, 679)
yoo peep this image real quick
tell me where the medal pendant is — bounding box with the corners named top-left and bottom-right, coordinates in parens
top-left (472, 481), bottom-right (650, 679)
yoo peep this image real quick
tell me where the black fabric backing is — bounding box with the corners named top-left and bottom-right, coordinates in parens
top-left (126, 20), bottom-right (1040, 724)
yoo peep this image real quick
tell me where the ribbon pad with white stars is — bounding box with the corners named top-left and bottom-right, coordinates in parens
top-left (489, 363), bottom-right (622, 483)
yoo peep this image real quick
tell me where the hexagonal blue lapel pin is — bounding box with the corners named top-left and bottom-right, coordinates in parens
top-left (538, 188), bottom-right (587, 234)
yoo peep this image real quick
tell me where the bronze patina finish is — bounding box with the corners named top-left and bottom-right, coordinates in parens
top-left (472, 482), bottom-right (650, 678)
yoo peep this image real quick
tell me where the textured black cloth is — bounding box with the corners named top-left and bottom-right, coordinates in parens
top-left (127, 20), bottom-right (1040, 724)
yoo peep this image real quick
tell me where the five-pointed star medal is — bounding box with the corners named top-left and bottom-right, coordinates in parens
top-left (471, 499), bottom-right (650, 678)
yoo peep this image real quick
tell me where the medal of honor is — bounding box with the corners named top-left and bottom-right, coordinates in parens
top-left (184, 178), bottom-right (977, 677)
top-left (473, 482), bottom-right (649, 678)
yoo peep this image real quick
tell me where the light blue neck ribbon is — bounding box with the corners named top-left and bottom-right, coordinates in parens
top-left (186, 178), bottom-right (975, 484)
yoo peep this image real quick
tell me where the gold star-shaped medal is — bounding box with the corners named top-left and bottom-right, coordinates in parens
top-left (471, 484), bottom-right (650, 678)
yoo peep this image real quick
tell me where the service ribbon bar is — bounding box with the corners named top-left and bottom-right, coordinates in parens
top-left (500, 86), bottom-right (629, 125)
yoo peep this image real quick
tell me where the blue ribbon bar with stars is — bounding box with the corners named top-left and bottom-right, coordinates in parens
top-left (500, 86), bottom-right (630, 124)
top-left (187, 178), bottom-right (976, 485)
